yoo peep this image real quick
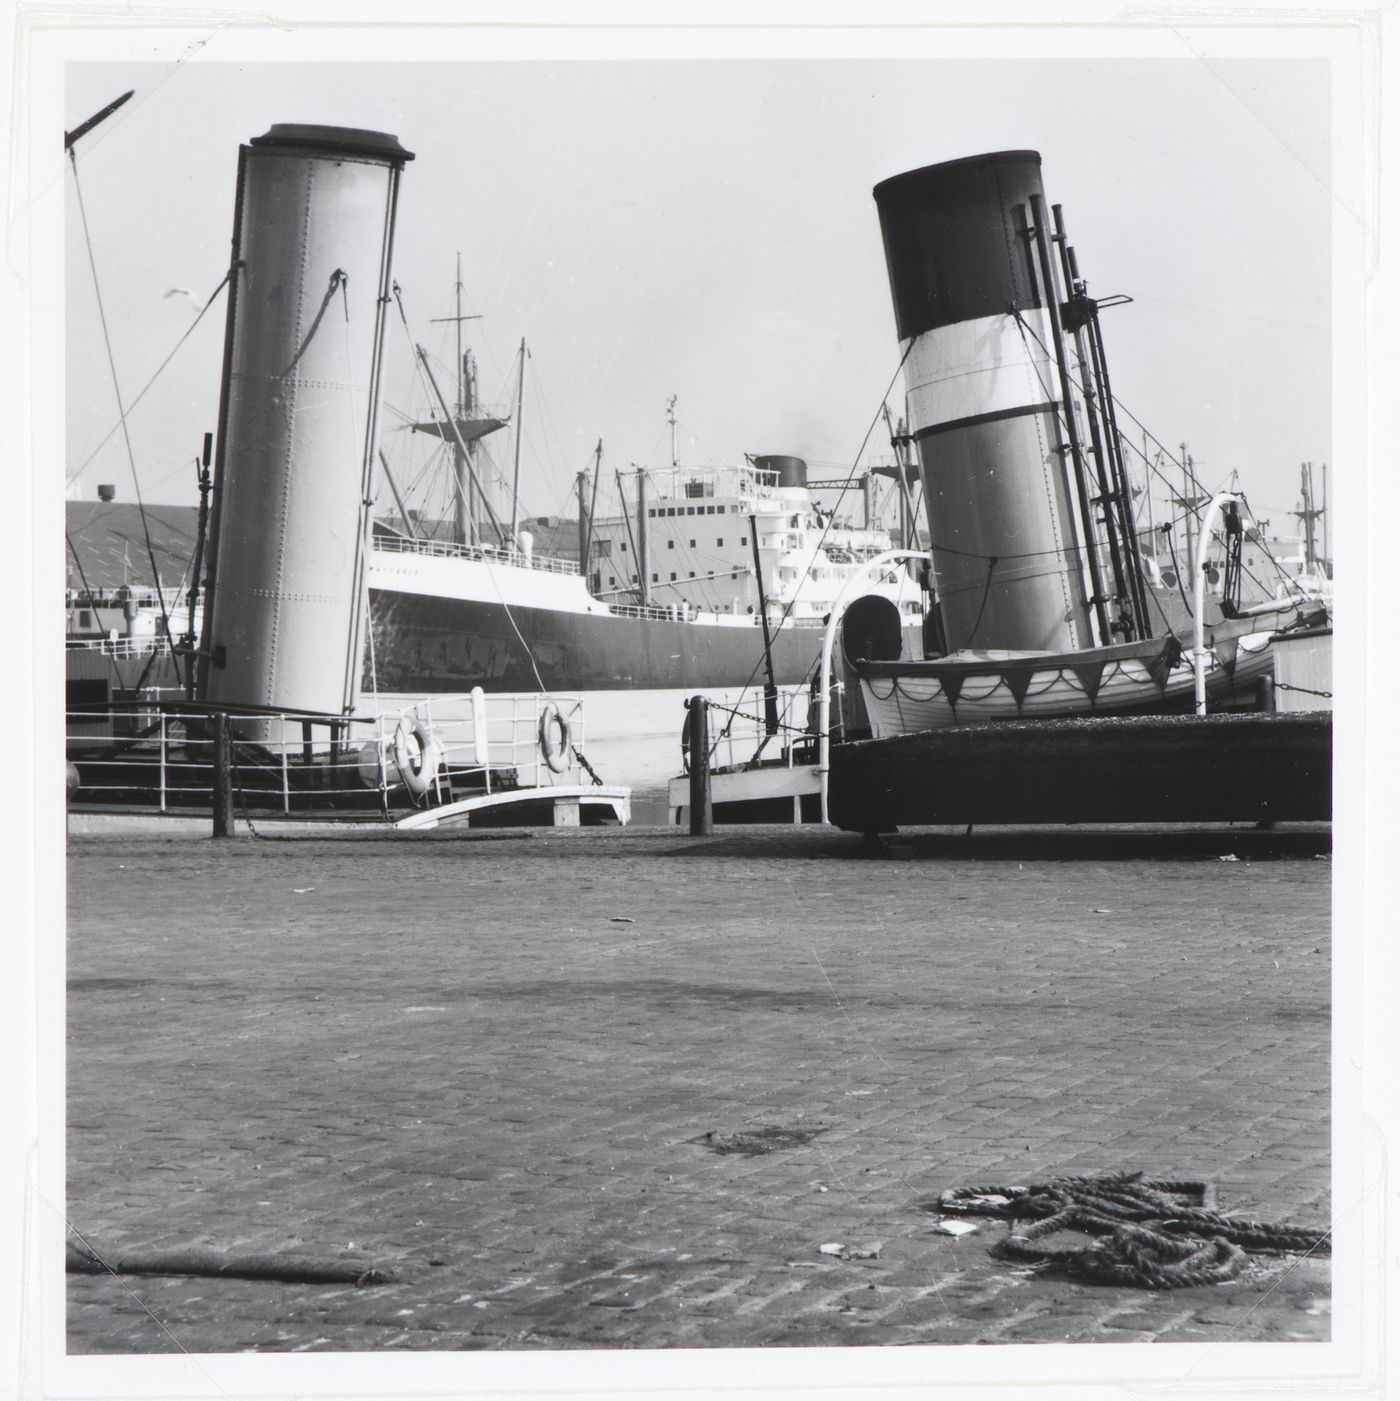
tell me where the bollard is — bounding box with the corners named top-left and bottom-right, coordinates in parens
top-left (211, 711), bottom-right (235, 838)
top-left (1255, 674), bottom-right (1276, 713)
top-left (688, 694), bottom-right (713, 836)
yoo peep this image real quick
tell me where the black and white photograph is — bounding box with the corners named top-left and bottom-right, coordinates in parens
top-left (5, 5), bottom-right (1392, 1399)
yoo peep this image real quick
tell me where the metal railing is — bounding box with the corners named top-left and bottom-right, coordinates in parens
top-left (66, 586), bottom-right (188, 610)
top-left (372, 533), bottom-right (581, 578)
top-left (66, 690), bottom-right (590, 819)
top-left (65, 634), bottom-right (177, 658)
top-left (698, 681), bottom-right (843, 773)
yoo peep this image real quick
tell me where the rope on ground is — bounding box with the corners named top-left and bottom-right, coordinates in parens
top-left (67, 1239), bottom-right (394, 1286)
top-left (936, 1170), bottom-right (1329, 1290)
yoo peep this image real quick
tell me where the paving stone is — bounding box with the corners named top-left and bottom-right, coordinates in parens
top-left (65, 825), bottom-right (1331, 1352)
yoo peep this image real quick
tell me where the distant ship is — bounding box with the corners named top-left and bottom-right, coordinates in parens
top-left (65, 450), bottom-right (928, 707)
top-left (365, 452), bottom-right (925, 696)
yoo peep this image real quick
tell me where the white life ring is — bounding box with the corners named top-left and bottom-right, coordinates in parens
top-left (393, 716), bottom-right (442, 798)
top-left (538, 702), bottom-right (571, 774)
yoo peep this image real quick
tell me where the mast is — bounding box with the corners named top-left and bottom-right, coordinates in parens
top-left (585, 439), bottom-right (603, 580)
top-left (667, 394), bottom-right (678, 469)
top-left (575, 469), bottom-right (589, 579)
top-left (615, 468), bottom-right (643, 603)
top-left (1056, 212), bottom-right (1151, 640)
top-left (1174, 443), bottom-right (1208, 573)
top-left (456, 255), bottom-right (465, 543)
top-left (1293, 460), bottom-right (1328, 576)
top-left (1142, 436), bottom-right (1156, 543)
top-left (1027, 192), bottom-right (1110, 646)
top-left (428, 254), bottom-right (483, 546)
top-left (881, 402), bottom-right (920, 553)
top-left (184, 432), bottom-right (213, 698)
top-left (1321, 462), bottom-right (1329, 569)
top-left (510, 337), bottom-right (527, 540)
top-left (748, 513), bottom-right (780, 735)
top-left (636, 469), bottom-right (651, 605)
top-left (416, 346), bottom-right (509, 545)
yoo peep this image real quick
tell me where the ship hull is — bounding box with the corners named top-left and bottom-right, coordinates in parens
top-left (366, 587), bottom-right (827, 693)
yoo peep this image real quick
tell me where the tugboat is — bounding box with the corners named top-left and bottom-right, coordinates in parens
top-left (844, 150), bottom-right (1327, 738)
top-left (821, 150), bottom-right (1331, 831)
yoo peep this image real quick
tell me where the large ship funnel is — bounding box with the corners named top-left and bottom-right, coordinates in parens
top-left (874, 151), bottom-right (1140, 653)
top-left (197, 124), bottom-right (414, 729)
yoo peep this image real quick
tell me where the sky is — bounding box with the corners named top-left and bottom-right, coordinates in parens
top-left (59, 35), bottom-right (1350, 539)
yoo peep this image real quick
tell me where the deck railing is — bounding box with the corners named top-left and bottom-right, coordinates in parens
top-left (698, 681), bottom-right (843, 772)
top-left (372, 533), bottom-right (581, 578)
top-left (66, 690), bottom-right (590, 819)
top-left (65, 635), bottom-right (179, 658)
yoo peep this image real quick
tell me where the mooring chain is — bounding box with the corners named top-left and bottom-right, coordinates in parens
top-left (937, 1172), bottom-right (1329, 1290)
top-left (1274, 681), bottom-right (1333, 699)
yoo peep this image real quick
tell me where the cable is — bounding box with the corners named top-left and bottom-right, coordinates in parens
top-left (68, 147), bottom-right (177, 663)
top-left (707, 341), bottom-right (918, 752)
top-left (961, 556), bottom-right (999, 649)
top-left (1013, 308), bottom-right (1304, 608)
top-left (66, 268), bottom-right (232, 488)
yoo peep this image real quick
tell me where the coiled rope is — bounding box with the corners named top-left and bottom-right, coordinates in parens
top-left (937, 1170), bottom-right (1329, 1290)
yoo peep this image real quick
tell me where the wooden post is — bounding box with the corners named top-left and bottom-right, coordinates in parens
top-left (688, 695), bottom-right (712, 836)
top-left (211, 710), bottom-right (234, 837)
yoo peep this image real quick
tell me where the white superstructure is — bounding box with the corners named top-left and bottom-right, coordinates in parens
top-left (588, 458), bottom-right (922, 627)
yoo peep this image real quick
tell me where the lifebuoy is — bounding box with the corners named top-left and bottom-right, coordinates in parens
top-left (538, 701), bottom-right (571, 774)
top-left (393, 716), bottom-right (442, 799)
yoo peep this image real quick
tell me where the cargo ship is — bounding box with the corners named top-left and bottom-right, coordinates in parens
top-left (364, 452), bottom-right (926, 697)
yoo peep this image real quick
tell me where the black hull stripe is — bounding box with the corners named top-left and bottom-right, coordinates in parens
top-left (367, 589), bottom-right (829, 693)
top-left (912, 399), bottom-right (1057, 443)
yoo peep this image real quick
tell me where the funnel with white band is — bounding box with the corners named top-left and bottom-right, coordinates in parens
top-left (873, 151), bottom-right (1098, 654)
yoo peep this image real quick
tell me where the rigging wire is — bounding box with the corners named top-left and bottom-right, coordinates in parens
top-left (68, 146), bottom-right (177, 662)
top-left (961, 556), bottom-right (1000, 650)
top-left (518, 348), bottom-right (585, 519)
top-left (64, 532), bottom-right (101, 607)
top-left (708, 339), bottom-right (918, 754)
top-left (1010, 307), bottom-right (1300, 606)
top-left (66, 268), bottom-right (232, 488)
top-left (339, 276), bottom-right (376, 716)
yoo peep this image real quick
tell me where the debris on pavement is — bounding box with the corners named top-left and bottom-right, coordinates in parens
top-left (700, 1125), bottom-right (820, 1155)
top-left (930, 1219), bottom-right (980, 1238)
top-left (818, 1242), bottom-right (881, 1260)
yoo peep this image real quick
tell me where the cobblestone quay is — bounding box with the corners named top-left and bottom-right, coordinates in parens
top-left (65, 823), bottom-right (1331, 1352)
